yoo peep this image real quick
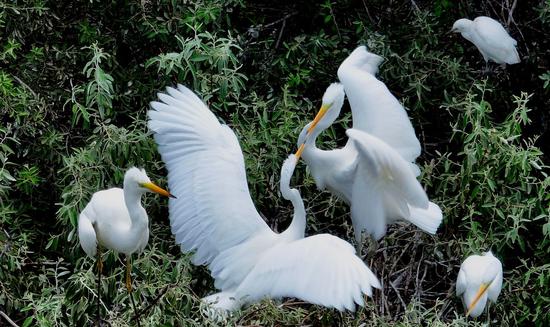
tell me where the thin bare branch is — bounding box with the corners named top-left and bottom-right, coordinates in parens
top-left (0, 311), bottom-right (19, 327)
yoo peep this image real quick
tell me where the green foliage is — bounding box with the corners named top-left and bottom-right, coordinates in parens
top-left (0, 0), bottom-right (549, 326)
top-left (68, 44), bottom-right (115, 127)
top-left (432, 84), bottom-right (549, 325)
top-left (146, 31), bottom-right (247, 109)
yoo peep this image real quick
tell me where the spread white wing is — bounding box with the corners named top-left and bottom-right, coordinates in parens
top-left (337, 46), bottom-right (421, 164)
top-left (234, 234), bottom-right (381, 311)
top-left (148, 85), bottom-right (274, 267)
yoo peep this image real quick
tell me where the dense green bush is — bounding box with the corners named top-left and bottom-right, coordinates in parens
top-left (0, 0), bottom-right (548, 326)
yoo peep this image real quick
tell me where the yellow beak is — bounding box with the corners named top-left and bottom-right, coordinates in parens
top-left (307, 104), bottom-right (331, 134)
top-left (141, 182), bottom-right (176, 198)
top-left (295, 103), bottom-right (331, 161)
top-left (295, 143), bottom-right (305, 160)
top-left (466, 282), bottom-right (491, 317)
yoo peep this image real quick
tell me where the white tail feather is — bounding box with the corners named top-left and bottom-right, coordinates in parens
top-left (507, 47), bottom-right (520, 64)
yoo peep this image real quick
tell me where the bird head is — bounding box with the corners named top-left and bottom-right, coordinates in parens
top-left (295, 83), bottom-right (345, 159)
top-left (125, 167), bottom-right (176, 198)
top-left (466, 251), bottom-right (502, 317)
top-left (280, 154), bottom-right (299, 199)
top-left (451, 18), bottom-right (472, 33)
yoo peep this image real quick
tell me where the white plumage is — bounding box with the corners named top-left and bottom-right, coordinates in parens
top-left (456, 251), bottom-right (503, 318)
top-left (296, 46), bottom-right (442, 243)
top-left (78, 167), bottom-right (172, 258)
top-left (77, 166), bottom-right (173, 316)
top-left (148, 85), bottom-right (381, 313)
top-left (452, 16), bottom-right (520, 65)
top-left (337, 46), bottom-right (421, 165)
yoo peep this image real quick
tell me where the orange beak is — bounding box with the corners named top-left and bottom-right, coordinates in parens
top-left (295, 143), bottom-right (305, 160)
top-left (295, 103), bottom-right (331, 161)
top-left (306, 104), bottom-right (330, 134)
top-left (141, 182), bottom-right (176, 198)
top-left (466, 282), bottom-right (491, 317)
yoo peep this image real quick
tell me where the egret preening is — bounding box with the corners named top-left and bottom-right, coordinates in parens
top-left (148, 85), bottom-right (381, 314)
top-left (456, 251), bottom-right (503, 318)
top-left (78, 167), bottom-right (174, 324)
top-left (295, 47), bottom-right (442, 247)
top-left (451, 17), bottom-right (520, 66)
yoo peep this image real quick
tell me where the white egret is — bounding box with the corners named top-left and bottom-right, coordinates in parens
top-left (456, 251), bottom-right (503, 318)
top-left (451, 16), bottom-right (520, 65)
top-left (295, 46), bottom-right (442, 245)
top-left (78, 167), bottom-right (174, 324)
top-left (148, 85), bottom-right (381, 314)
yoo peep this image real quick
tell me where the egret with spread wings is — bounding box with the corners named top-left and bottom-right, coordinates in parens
top-left (295, 46), bottom-right (442, 246)
top-left (148, 84), bottom-right (381, 313)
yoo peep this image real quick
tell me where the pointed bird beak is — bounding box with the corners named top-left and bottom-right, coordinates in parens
top-left (295, 103), bottom-right (331, 160)
top-left (295, 143), bottom-right (305, 160)
top-left (306, 103), bottom-right (331, 134)
top-left (141, 182), bottom-right (177, 198)
top-left (466, 281), bottom-right (492, 316)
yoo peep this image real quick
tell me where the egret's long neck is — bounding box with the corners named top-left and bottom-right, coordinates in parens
top-left (123, 182), bottom-right (148, 231)
top-left (301, 122), bottom-right (328, 161)
top-left (281, 188), bottom-right (306, 240)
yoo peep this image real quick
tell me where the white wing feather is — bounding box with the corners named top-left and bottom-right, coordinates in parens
top-left (351, 166), bottom-right (386, 241)
top-left (406, 202), bottom-right (443, 234)
top-left (78, 212), bottom-right (97, 257)
top-left (346, 129), bottom-right (434, 240)
top-left (337, 46), bottom-right (421, 163)
top-left (456, 264), bottom-right (468, 296)
top-left (148, 85), bottom-right (273, 267)
top-left (234, 234), bottom-right (381, 311)
top-left (474, 17), bottom-right (516, 45)
top-left (473, 17), bottom-right (519, 64)
top-left (347, 129), bottom-right (429, 209)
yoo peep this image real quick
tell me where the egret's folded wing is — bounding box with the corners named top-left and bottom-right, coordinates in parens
top-left (455, 266), bottom-right (467, 296)
top-left (487, 257), bottom-right (503, 301)
top-left (78, 212), bottom-right (97, 257)
top-left (148, 84), bottom-right (272, 266)
top-left (235, 234), bottom-right (381, 311)
top-left (474, 17), bottom-right (517, 51)
top-left (337, 46), bottom-right (421, 163)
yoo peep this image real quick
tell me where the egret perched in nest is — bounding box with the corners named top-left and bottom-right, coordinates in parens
top-left (451, 16), bottom-right (520, 66)
top-left (78, 167), bottom-right (174, 325)
top-left (295, 46), bottom-right (442, 248)
top-left (148, 84), bottom-right (381, 314)
top-left (456, 251), bottom-right (503, 318)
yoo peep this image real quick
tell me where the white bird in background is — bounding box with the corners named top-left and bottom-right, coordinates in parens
top-left (451, 16), bottom-right (520, 65)
top-left (148, 85), bottom-right (381, 313)
top-left (78, 167), bottom-right (174, 324)
top-left (295, 46), bottom-right (442, 245)
top-left (456, 251), bottom-right (503, 318)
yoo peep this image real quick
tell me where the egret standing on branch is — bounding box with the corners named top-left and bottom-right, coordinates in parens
top-left (451, 16), bottom-right (520, 66)
top-left (78, 167), bottom-right (174, 325)
top-left (456, 251), bottom-right (503, 318)
top-left (295, 46), bottom-right (442, 248)
top-left (148, 85), bottom-right (381, 314)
